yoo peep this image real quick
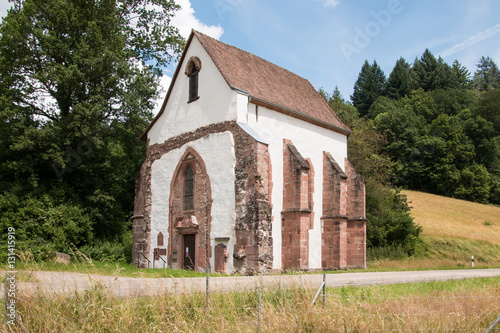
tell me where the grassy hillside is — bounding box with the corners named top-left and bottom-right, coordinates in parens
top-left (404, 190), bottom-right (500, 243)
top-left (369, 190), bottom-right (500, 270)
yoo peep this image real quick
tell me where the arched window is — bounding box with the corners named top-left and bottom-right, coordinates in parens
top-left (185, 57), bottom-right (201, 103)
top-left (184, 165), bottom-right (194, 211)
top-left (188, 63), bottom-right (199, 102)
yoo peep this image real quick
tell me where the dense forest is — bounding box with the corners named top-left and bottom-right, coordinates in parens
top-left (0, 0), bottom-right (498, 263)
top-left (320, 51), bottom-right (500, 256)
top-left (0, 0), bottom-right (184, 262)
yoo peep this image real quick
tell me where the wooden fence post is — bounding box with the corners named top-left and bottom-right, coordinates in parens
top-left (258, 286), bottom-right (262, 333)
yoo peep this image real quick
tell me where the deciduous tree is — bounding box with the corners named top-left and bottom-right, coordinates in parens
top-left (0, 0), bottom-right (184, 253)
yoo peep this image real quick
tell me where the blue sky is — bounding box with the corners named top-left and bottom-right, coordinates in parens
top-left (2, 0), bottom-right (500, 112)
top-left (170, 0), bottom-right (500, 102)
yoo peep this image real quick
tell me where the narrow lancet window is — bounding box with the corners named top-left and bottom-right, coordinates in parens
top-left (185, 57), bottom-right (201, 103)
top-left (184, 165), bottom-right (194, 211)
top-left (189, 67), bottom-right (199, 102)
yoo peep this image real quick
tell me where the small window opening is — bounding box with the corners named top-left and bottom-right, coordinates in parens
top-left (188, 62), bottom-right (199, 103)
top-left (184, 165), bottom-right (194, 211)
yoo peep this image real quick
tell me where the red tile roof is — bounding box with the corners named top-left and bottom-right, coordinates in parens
top-left (141, 30), bottom-right (349, 141)
top-left (194, 31), bottom-right (349, 134)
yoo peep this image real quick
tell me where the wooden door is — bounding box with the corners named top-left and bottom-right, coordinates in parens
top-left (183, 234), bottom-right (196, 270)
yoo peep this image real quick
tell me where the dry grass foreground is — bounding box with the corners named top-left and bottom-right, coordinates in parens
top-left (3, 276), bottom-right (500, 332)
top-left (403, 190), bottom-right (500, 243)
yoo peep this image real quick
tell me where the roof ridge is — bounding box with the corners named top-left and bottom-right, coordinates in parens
top-left (191, 30), bottom-right (350, 135)
top-left (193, 30), bottom-right (313, 87)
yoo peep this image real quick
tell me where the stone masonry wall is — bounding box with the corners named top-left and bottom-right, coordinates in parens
top-left (321, 151), bottom-right (348, 270)
top-left (133, 121), bottom-right (273, 273)
top-left (132, 163), bottom-right (152, 268)
top-left (281, 140), bottom-right (312, 270)
top-left (233, 132), bottom-right (273, 275)
top-left (345, 159), bottom-right (367, 269)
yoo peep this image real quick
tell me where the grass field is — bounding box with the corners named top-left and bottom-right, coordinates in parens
top-left (403, 190), bottom-right (500, 243)
top-left (368, 190), bottom-right (500, 270)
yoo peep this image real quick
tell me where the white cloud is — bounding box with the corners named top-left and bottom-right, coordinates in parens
top-left (0, 0), bottom-right (13, 19)
top-left (172, 0), bottom-right (224, 39)
top-left (440, 22), bottom-right (500, 58)
top-left (153, 74), bottom-right (172, 116)
top-left (311, 0), bottom-right (340, 9)
top-left (154, 0), bottom-right (224, 116)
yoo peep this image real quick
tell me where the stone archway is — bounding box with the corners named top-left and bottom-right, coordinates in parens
top-left (168, 147), bottom-right (212, 272)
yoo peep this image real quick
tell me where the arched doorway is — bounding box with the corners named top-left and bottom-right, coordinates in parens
top-left (168, 147), bottom-right (212, 272)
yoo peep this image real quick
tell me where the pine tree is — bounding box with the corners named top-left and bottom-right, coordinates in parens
top-left (450, 60), bottom-right (473, 89)
top-left (386, 57), bottom-right (411, 99)
top-left (474, 56), bottom-right (500, 91)
top-left (332, 85), bottom-right (344, 102)
top-left (351, 60), bottom-right (386, 117)
top-left (412, 49), bottom-right (454, 91)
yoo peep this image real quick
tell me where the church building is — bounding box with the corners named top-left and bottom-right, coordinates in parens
top-left (132, 30), bottom-right (366, 274)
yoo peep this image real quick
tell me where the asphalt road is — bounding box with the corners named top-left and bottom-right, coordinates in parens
top-left (4, 268), bottom-right (500, 298)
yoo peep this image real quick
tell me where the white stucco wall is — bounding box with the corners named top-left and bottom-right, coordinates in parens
top-left (147, 36), bottom-right (238, 145)
top-left (150, 132), bottom-right (236, 272)
top-left (243, 102), bottom-right (348, 270)
top-left (145, 33), bottom-right (349, 272)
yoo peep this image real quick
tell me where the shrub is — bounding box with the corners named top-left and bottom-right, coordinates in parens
top-left (366, 185), bottom-right (423, 256)
top-left (0, 192), bottom-right (93, 262)
top-left (79, 231), bottom-right (133, 264)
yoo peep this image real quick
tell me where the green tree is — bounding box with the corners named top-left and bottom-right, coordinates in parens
top-left (0, 0), bottom-right (184, 253)
top-left (411, 49), bottom-right (453, 91)
top-left (319, 87), bottom-right (359, 127)
top-left (366, 187), bottom-right (422, 255)
top-left (474, 56), bottom-right (500, 91)
top-left (351, 60), bottom-right (386, 117)
top-left (428, 89), bottom-right (477, 116)
top-left (451, 60), bottom-right (473, 89)
top-left (385, 57), bottom-right (412, 100)
top-left (374, 89), bottom-right (498, 203)
top-left (476, 88), bottom-right (500, 132)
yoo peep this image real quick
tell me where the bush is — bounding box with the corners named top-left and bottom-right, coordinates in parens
top-left (79, 231), bottom-right (132, 264)
top-left (366, 185), bottom-right (423, 256)
top-left (0, 192), bottom-right (93, 262)
top-left (367, 245), bottom-right (409, 260)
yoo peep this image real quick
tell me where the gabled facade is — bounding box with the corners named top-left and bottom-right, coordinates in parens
top-left (132, 30), bottom-right (366, 274)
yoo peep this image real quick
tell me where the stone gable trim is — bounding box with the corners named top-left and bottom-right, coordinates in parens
top-left (185, 56), bottom-right (202, 76)
top-left (324, 152), bottom-right (347, 180)
top-left (286, 143), bottom-right (310, 170)
top-left (146, 121), bottom-right (237, 160)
